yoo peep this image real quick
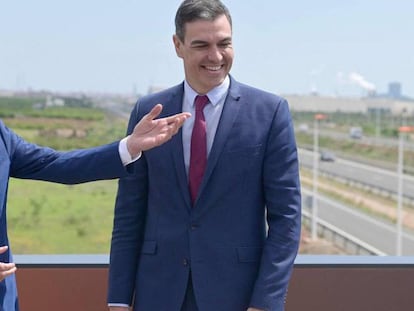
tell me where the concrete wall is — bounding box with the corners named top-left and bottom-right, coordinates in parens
top-left (14, 256), bottom-right (414, 311)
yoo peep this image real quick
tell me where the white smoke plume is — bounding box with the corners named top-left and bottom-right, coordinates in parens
top-left (348, 72), bottom-right (376, 92)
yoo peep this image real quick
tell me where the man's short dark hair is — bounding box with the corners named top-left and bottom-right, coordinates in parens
top-left (175, 0), bottom-right (232, 42)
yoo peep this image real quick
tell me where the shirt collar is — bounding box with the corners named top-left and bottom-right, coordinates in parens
top-left (184, 75), bottom-right (230, 108)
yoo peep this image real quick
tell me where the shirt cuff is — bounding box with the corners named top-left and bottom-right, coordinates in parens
top-left (107, 303), bottom-right (130, 308)
top-left (119, 137), bottom-right (142, 166)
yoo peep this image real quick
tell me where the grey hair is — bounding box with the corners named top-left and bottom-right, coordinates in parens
top-left (175, 0), bottom-right (232, 42)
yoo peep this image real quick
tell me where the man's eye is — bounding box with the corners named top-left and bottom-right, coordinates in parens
top-left (219, 43), bottom-right (232, 48)
top-left (192, 45), bottom-right (208, 49)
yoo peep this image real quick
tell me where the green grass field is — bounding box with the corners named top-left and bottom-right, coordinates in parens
top-left (7, 177), bottom-right (119, 254)
top-left (2, 95), bottom-right (128, 254)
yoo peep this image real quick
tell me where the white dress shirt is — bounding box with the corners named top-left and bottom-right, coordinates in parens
top-left (182, 76), bottom-right (230, 175)
top-left (118, 137), bottom-right (141, 165)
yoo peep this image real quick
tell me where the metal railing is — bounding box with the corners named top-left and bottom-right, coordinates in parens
top-left (302, 209), bottom-right (386, 256)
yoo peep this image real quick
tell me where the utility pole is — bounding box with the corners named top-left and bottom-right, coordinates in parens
top-left (312, 113), bottom-right (327, 240)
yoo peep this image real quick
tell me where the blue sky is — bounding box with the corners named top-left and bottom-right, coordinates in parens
top-left (1, 0), bottom-right (413, 97)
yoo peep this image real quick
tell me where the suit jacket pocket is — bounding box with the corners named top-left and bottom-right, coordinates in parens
top-left (237, 246), bottom-right (262, 263)
top-left (141, 240), bottom-right (157, 255)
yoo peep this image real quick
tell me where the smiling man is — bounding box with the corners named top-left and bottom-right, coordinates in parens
top-left (107, 1), bottom-right (301, 311)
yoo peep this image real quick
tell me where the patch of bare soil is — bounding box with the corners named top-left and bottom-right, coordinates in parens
top-left (299, 226), bottom-right (347, 254)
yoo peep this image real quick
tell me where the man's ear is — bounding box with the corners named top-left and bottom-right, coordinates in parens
top-left (172, 35), bottom-right (183, 58)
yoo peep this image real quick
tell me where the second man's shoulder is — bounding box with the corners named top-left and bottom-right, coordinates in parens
top-left (235, 82), bottom-right (288, 105)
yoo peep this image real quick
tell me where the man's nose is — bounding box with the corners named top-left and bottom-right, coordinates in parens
top-left (207, 46), bottom-right (223, 62)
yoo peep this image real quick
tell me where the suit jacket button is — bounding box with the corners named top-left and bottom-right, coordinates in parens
top-left (183, 258), bottom-right (189, 266)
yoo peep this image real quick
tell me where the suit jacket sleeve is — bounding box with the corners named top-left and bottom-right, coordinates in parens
top-left (249, 99), bottom-right (301, 310)
top-left (1, 120), bottom-right (127, 183)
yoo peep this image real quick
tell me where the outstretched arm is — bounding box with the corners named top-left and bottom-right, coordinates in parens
top-left (7, 104), bottom-right (189, 183)
top-left (126, 104), bottom-right (190, 158)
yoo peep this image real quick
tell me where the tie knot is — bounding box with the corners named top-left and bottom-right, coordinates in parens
top-left (194, 95), bottom-right (209, 111)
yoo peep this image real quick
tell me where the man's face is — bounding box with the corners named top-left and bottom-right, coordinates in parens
top-left (173, 14), bottom-right (234, 94)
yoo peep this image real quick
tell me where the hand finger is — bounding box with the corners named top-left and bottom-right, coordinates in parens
top-left (175, 115), bottom-right (190, 129)
top-left (165, 112), bottom-right (191, 124)
top-left (0, 262), bottom-right (16, 272)
top-left (170, 119), bottom-right (184, 135)
top-left (0, 261), bottom-right (15, 269)
top-left (0, 246), bottom-right (8, 254)
top-left (163, 112), bottom-right (191, 124)
top-left (0, 264), bottom-right (17, 280)
top-left (152, 114), bottom-right (187, 134)
top-left (144, 104), bottom-right (163, 121)
top-left (162, 115), bottom-right (189, 136)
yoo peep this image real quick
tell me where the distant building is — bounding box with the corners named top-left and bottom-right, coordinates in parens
top-left (45, 95), bottom-right (65, 107)
top-left (369, 81), bottom-right (413, 101)
top-left (0, 89), bottom-right (15, 97)
top-left (285, 94), bottom-right (414, 116)
top-left (388, 82), bottom-right (402, 99)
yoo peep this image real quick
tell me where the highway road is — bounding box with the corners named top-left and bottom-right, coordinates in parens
top-left (299, 149), bottom-right (414, 255)
top-left (299, 148), bottom-right (414, 201)
top-left (302, 189), bottom-right (414, 255)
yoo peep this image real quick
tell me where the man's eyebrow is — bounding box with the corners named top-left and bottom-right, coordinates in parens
top-left (190, 40), bottom-right (208, 46)
top-left (220, 36), bottom-right (232, 42)
top-left (190, 37), bottom-right (232, 46)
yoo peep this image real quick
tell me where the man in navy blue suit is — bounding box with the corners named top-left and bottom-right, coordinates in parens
top-left (0, 104), bottom-right (190, 311)
top-left (108, 1), bottom-right (301, 310)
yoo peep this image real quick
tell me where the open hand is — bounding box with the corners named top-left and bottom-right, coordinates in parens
top-left (127, 104), bottom-right (191, 157)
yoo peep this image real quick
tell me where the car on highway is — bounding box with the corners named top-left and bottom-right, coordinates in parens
top-left (298, 123), bottom-right (309, 133)
top-left (320, 151), bottom-right (336, 162)
top-left (349, 127), bottom-right (363, 139)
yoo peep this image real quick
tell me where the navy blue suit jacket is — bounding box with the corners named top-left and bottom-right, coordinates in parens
top-left (108, 77), bottom-right (301, 311)
top-left (0, 119), bottom-right (127, 311)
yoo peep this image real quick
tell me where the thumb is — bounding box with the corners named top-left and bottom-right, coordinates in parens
top-left (145, 104), bottom-right (163, 121)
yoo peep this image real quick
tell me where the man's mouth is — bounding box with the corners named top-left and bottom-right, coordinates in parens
top-left (204, 65), bottom-right (222, 71)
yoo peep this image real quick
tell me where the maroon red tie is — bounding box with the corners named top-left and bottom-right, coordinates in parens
top-left (189, 95), bottom-right (209, 204)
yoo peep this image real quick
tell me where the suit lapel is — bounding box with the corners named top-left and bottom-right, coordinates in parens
top-left (171, 132), bottom-right (193, 210)
top-left (163, 86), bottom-right (193, 210)
top-left (196, 80), bottom-right (242, 202)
